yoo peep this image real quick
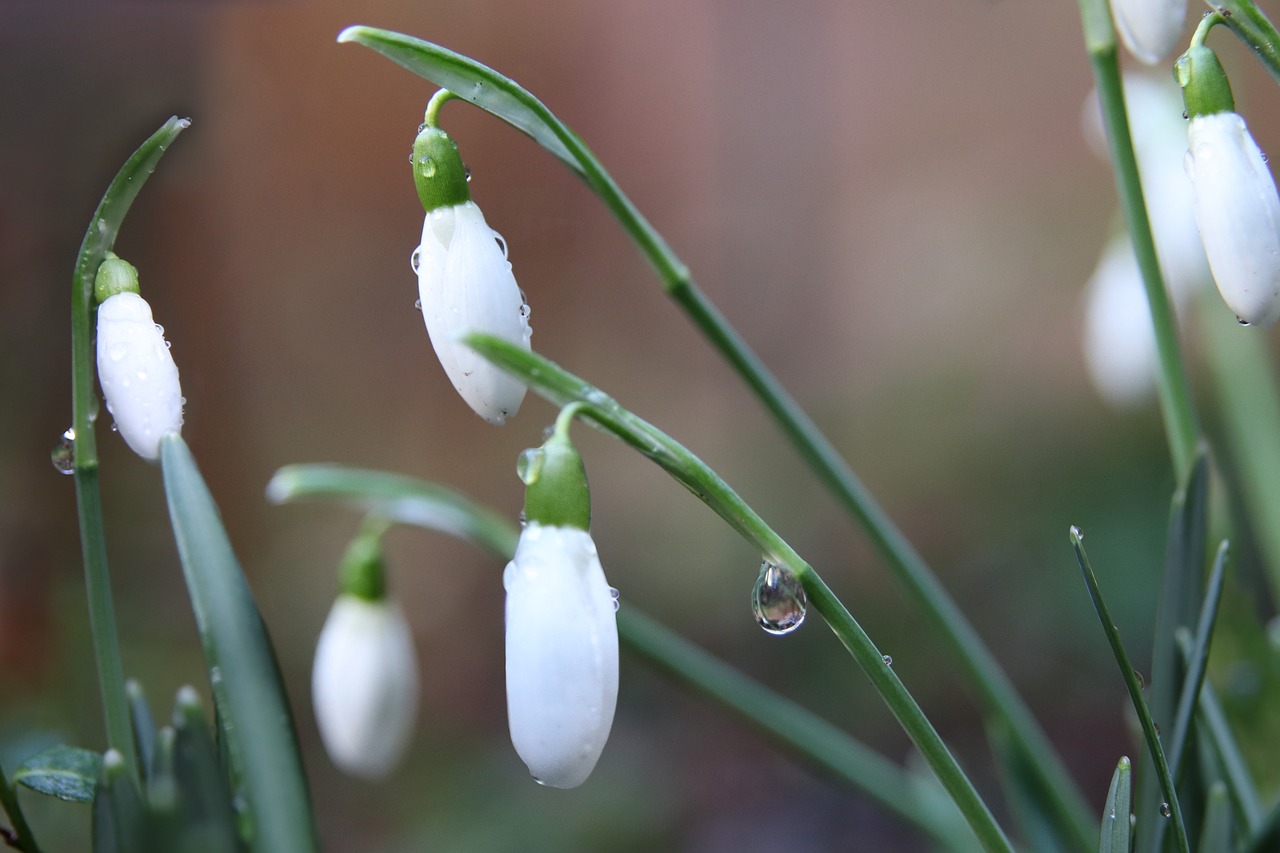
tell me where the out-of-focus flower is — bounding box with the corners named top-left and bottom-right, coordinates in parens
top-left (312, 534), bottom-right (419, 779)
top-left (1083, 235), bottom-right (1161, 407)
top-left (1110, 0), bottom-right (1186, 66)
top-left (412, 121), bottom-right (531, 424)
top-left (94, 254), bottom-right (183, 460)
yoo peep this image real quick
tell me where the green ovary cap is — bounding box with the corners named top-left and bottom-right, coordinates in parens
top-left (412, 126), bottom-right (471, 213)
top-left (521, 429), bottom-right (591, 531)
top-left (94, 252), bottom-right (140, 303)
top-left (339, 531), bottom-right (387, 602)
top-left (1176, 45), bottom-right (1235, 118)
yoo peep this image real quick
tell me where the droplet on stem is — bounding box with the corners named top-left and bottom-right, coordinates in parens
top-left (51, 428), bottom-right (76, 475)
top-left (751, 560), bottom-right (807, 635)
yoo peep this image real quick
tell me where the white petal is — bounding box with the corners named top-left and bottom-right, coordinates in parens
top-left (1083, 235), bottom-right (1160, 408)
top-left (504, 524), bottom-right (618, 788)
top-left (1110, 0), bottom-right (1186, 65)
top-left (1187, 112), bottom-right (1280, 327)
top-left (95, 292), bottom-right (183, 460)
top-left (418, 202), bottom-right (532, 424)
top-left (312, 595), bottom-right (419, 779)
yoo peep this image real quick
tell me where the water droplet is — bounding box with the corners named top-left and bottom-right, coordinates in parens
top-left (51, 428), bottom-right (76, 474)
top-left (464, 163), bottom-right (472, 183)
top-left (1182, 110), bottom-right (1189, 120)
top-left (751, 560), bottom-right (807, 635)
top-left (108, 342), bottom-right (128, 362)
top-left (410, 247), bottom-right (422, 274)
top-left (136, 369), bottom-right (148, 382)
top-left (154, 324), bottom-right (164, 336)
top-left (1263, 152), bottom-right (1270, 163)
top-left (1238, 317), bottom-right (1251, 326)
top-left (516, 447), bottom-right (544, 485)
top-left (494, 233), bottom-right (508, 258)
top-left (1071, 525), bottom-right (1084, 540)
top-left (519, 303), bottom-right (532, 320)
top-left (417, 122), bottom-right (427, 134)
top-left (414, 298), bottom-right (422, 311)
top-left (1159, 802), bottom-right (1171, 818)
top-left (609, 586), bottom-right (620, 612)
top-left (1133, 669), bottom-right (1146, 688)
top-left (417, 156), bottom-right (437, 179)
top-left (517, 508), bottom-right (527, 526)
top-left (882, 654), bottom-right (893, 666)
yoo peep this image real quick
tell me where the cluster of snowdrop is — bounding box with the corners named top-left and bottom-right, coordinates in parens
top-left (1083, 2), bottom-right (1280, 407)
top-left (307, 99), bottom-right (619, 787)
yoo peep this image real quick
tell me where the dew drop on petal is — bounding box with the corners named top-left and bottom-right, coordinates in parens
top-left (51, 428), bottom-right (76, 475)
top-left (609, 586), bottom-right (621, 612)
top-left (516, 447), bottom-right (544, 485)
top-left (108, 342), bottom-right (128, 362)
top-left (494, 233), bottom-right (508, 259)
top-left (410, 247), bottom-right (422, 274)
top-left (1238, 317), bottom-right (1251, 326)
top-left (414, 298), bottom-right (422, 311)
top-left (751, 560), bottom-right (807, 635)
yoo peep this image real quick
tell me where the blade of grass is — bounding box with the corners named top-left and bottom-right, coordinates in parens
top-left (1198, 781), bottom-right (1233, 852)
top-left (160, 434), bottom-right (317, 853)
top-left (269, 462), bottom-right (978, 850)
top-left (464, 334), bottom-right (1014, 852)
top-left (1196, 675), bottom-right (1262, 834)
top-left (0, 757), bottom-right (40, 853)
top-left (1099, 757), bottom-right (1132, 853)
top-left (70, 115), bottom-right (189, 770)
top-left (337, 28), bottom-right (1094, 846)
top-left (1070, 527), bottom-right (1189, 853)
top-left (1168, 542), bottom-right (1228, 780)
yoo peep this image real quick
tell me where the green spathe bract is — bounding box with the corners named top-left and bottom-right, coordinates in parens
top-left (412, 125), bottom-right (470, 213)
top-left (1176, 44), bottom-right (1236, 119)
top-left (520, 411), bottom-right (590, 531)
top-left (94, 253), bottom-right (140, 303)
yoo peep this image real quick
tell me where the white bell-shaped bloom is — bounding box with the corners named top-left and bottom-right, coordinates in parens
top-left (95, 291), bottom-right (183, 460)
top-left (504, 523), bottom-right (618, 789)
top-left (416, 201), bottom-right (532, 424)
top-left (1111, 0), bottom-right (1186, 65)
top-left (1186, 112), bottom-right (1280, 327)
top-left (1083, 235), bottom-right (1161, 407)
top-left (312, 594), bottom-right (419, 779)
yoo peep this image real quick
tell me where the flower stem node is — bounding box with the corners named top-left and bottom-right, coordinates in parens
top-left (94, 255), bottom-right (183, 461)
top-left (1110, 0), bottom-right (1186, 65)
top-left (504, 523), bottom-right (619, 788)
top-left (1185, 111), bottom-right (1280, 327)
top-left (312, 585), bottom-right (419, 780)
top-left (413, 122), bottom-right (531, 425)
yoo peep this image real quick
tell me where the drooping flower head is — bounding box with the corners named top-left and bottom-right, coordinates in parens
top-left (1110, 0), bottom-right (1186, 66)
top-left (94, 253), bottom-right (183, 460)
top-left (312, 527), bottom-right (419, 779)
top-left (412, 95), bottom-right (532, 424)
top-left (1178, 43), bottom-right (1280, 328)
top-left (504, 406), bottom-right (618, 788)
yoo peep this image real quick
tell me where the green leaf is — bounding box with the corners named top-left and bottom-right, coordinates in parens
top-left (170, 687), bottom-right (240, 851)
top-left (160, 435), bottom-right (317, 853)
top-left (1198, 781), bottom-right (1232, 852)
top-left (92, 750), bottom-right (147, 853)
top-left (1197, 677), bottom-right (1263, 834)
top-left (1210, 0), bottom-right (1280, 89)
top-left (1167, 541), bottom-right (1229, 780)
top-left (126, 680), bottom-right (156, 783)
top-left (337, 27), bottom-right (582, 176)
top-left (14, 745), bottom-right (102, 803)
top-left (1098, 757), bottom-right (1131, 853)
top-left (266, 464), bottom-right (517, 558)
top-left (1070, 527), bottom-right (1189, 853)
top-left (1243, 800), bottom-right (1280, 853)
top-left (987, 720), bottom-right (1069, 853)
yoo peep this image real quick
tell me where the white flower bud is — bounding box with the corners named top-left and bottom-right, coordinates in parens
top-left (504, 523), bottom-right (618, 789)
top-left (416, 201), bottom-right (532, 424)
top-left (95, 291), bottom-right (183, 460)
top-left (1083, 235), bottom-right (1160, 407)
top-left (1110, 0), bottom-right (1186, 65)
top-left (312, 594), bottom-right (419, 779)
top-left (1186, 112), bottom-right (1280, 328)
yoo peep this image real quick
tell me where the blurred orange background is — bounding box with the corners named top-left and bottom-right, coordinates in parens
top-left (4, 1), bottom-right (1278, 850)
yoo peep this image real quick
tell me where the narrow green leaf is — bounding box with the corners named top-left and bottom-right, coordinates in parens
top-left (1070, 528), bottom-right (1189, 853)
top-left (337, 27), bottom-right (582, 175)
top-left (1198, 781), bottom-right (1232, 852)
top-left (1168, 541), bottom-right (1228, 780)
top-left (14, 745), bottom-right (102, 803)
top-left (266, 464), bottom-right (517, 558)
top-left (171, 687), bottom-right (239, 851)
top-left (1243, 801), bottom-right (1280, 853)
top-left (92, 750), bottom-right (147, 853)
top-left (1099, 757), bottom-right (1132, 853)
top-left (987, 720), bottom-right (1069, 853)
top-left (125, 679), bottom-right (156, 783)
top-left (1209, 0), bottom-right (1280, 88)
top-left (0, 756), bottom-right (41, 853)
top-left (1197, 676), bottom-right (1262, 833)
top-left (160, 435), bottom-right (317, 853)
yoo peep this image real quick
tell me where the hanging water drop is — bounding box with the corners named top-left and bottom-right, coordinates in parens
top-left (1070, 525), bottom-right (1084, 540)
top-left (464, 163), bottom-right (472, 182)
top-left (516, 447), bottom-right (544, 485)
top-left (751, 560), bottom-right (807, 635)
top-left (410, 247), bottom-right (422, 274)
top-left (414, 298), bottom-right (423, 311)
top-left (51, 428), bottom-right (76, 475)
top-left (608, 586), bottom-right (620, 612)
top-left (1238, 316), bottom-right (1251, 326)
top-left (1159, 802), bottom-right (1171, 818)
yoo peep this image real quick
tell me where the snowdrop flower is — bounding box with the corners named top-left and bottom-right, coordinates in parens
top-left (412, 105), bottom-right (531, 425)
top-left (94, 253), bottom-right (183, 460)
top-left (1179, 44), bottom-right (1280, 327)
top-left (504, 407), bottom-right (618, 788)
top-left (1083, 235), bottom-right (1161, 407)
top-left (312, 532), bottom-right (419, 779)
top-left (1111, 0), bottom-right (1186, 65)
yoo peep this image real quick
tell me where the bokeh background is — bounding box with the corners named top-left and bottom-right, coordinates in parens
top-left (3, 1), bottom-right (1279, 850)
